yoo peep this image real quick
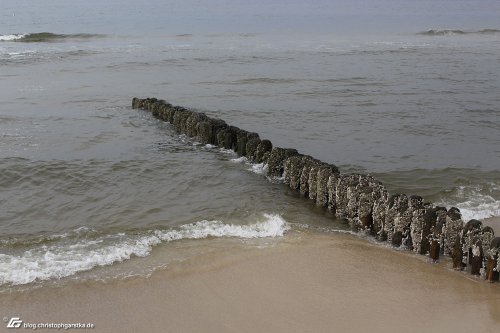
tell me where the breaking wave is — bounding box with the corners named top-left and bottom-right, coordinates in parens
top-left (0, 32), bottom-right (105, 42)
top-left (436, 182), bottom-right (500, 221)
top-left (0, 214), bottom-right (289, 286)
top-left (418, 29), bottom-right (500, 36)
top-left (229, 156), bottom-right (268, 176)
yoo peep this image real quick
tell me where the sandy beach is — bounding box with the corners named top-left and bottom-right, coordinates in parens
top-left (2, 231), bottom-right (499, 333)
top-left (483, 216), bottom-right (500, 234)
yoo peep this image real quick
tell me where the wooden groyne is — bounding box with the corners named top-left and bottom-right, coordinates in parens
top-left (132, 97), bottom-right (500, 282)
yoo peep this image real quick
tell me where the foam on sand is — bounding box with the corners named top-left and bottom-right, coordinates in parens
top-left (0, 214), bottom-right (289, 286)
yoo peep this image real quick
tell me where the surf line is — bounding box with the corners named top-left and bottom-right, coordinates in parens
top-left (132, 97), bottom-right (500, 283)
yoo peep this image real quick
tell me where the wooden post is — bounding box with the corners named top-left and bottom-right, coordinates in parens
top-left (486, 237), bottom-right (500, 282)
top-left (486, 257), bottom-right (499, 282)
top-left (429, 220), bottom-right (443, 262)
top-left (452, 239), bottom-right (464, 270)
top-left (462, 220), bottom-right (483, 272)
top-left (470, 239), bottom-right (483, 276)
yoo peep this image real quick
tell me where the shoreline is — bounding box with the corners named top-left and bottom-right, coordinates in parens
top-left (483, 216), bottom-right (500, 234)
top-left (132, 97), bottom-right (500, 283)
top-left (2, 231), bottom-right (499, 333)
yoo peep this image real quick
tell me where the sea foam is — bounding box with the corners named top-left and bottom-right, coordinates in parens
top-left (0, 34), bottom-right (27, 41)
top-left (418, 29), bottom-right (500, 36)
top-left (437, 183), bottom-right (500, 221)
top-left (228, 156), bottom-right (268, 176)
top-left (0, 214), bottom-right (289, 286)
top-left (0, 32), bottom-right (104, 42)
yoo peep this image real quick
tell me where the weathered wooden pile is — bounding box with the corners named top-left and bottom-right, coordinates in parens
top-left (132, 97), bottom-right (500, 282)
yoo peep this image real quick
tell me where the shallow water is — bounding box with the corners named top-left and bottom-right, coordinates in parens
top-left (1, 0), bottom-right (499, 288)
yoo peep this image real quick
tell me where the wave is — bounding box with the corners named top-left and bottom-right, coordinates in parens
top-left (0, 214), bottom-right (288, 286)
top-left (0, 34), bottom-right (25, 41)
top-left (230, 78), bottom-right (298, 85)
top-left (418, 29), bottom-right (500, 36)
top-left (0, 32), bottom-right (105, 43)
top-left (373, 168), bottom-right (500, 221)
top-left (230, 156), bottom-right (248, 163)
top-left (250, 163), bottom-right (268, 175)
top-left (229, 156), bottom-right (269, 176)
top-left (436, 183), bottom-right (500, 221)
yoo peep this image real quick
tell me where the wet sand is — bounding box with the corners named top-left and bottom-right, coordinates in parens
top-left (1, 232), bottom-right (499, 333)
top-left (483, 216), bottom-right (500, 234)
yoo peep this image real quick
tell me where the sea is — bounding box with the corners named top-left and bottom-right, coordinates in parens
top-left (1, 0), bottom-right (499, 291)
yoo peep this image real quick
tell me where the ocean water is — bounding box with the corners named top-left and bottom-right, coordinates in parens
top-left (1, 0), bottom-right (500, 289)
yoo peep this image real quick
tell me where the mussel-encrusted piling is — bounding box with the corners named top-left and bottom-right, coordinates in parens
top-left (132, 97), bottom-right (499, 282)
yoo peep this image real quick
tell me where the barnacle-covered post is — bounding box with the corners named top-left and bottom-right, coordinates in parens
top-left (357, 186), bottom-right (374, 231)
top-left (409, 197), bottom-right (426, 252)
top-left (486, 237), bottom-right (500, 282)
top-left (372, 188), bottom-right (388, 241)
top-left (254, 139), bottom-right (273, 164)
top-left (355, 176), bottom-right (381, 232)
top-left (327, 172), bottom-right (340, 214)
top-left (480, 226), bottom-right (495, 273)
top-left (308, 162), bottom-right (327, 202)
top-left (429, 222), bottom-right (442, 262)
top-left (419, 207), bottom-right (441, 255)
top-left (299, 156), bottom-right (321, 198)
top-left (284, 155), bottom-right (306, 190)
top-left (345, 175), bottom-right (362, 227)
top-left (462, 219), bottom-right (483, 275)
top-left (428, 207), bottom-right (447, 262)
top-left (334, 174), bottom-right (351, 221)
top-left (385, 194), bottom-right (408, 247)
top-left (246, 137), bottom-right (261, 162)
top-left (316, 165), bottom-right (339, 208)
top-left (235, 129), bottom-right (250, 156)
top-left (266, 147), bottom-right (299, 178)
top-left (443, 207), bottom-right (464, 269)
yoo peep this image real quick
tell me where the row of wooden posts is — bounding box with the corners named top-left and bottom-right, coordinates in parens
top-left (132, 97), bottom-right (500, 282)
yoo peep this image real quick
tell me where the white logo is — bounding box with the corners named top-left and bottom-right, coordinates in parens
top-left (6, 317), bottom-right (22, 329)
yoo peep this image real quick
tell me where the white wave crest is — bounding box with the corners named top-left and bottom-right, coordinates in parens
top-left (230, 156), bottom-right (248, 163)
top-left (227, 155), bottom-right (268, 176)
top-left (0, 34), bottom-right (26, 41)
top-left (437, 184), bottom-right (500, 221)
top-left (249, 163), bottom-right (267, 175)
top-left (219, 147), bottom-right (237, 155)
top-left (157, 214), bottom-right (289, 240)
top-left (0, 214), bottom-right (288, 286)
top-left (452, 200), bottom-right (500, 222)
